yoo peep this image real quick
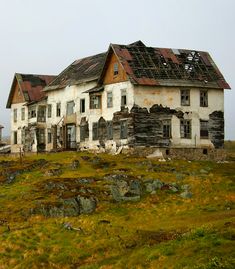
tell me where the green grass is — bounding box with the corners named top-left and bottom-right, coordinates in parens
top-left (0, 149), bottom-right (234, 268)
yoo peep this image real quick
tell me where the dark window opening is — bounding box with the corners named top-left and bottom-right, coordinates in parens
top-left (107, 121), bottom-right (113, 140)
top-left (200, 90), bottom-right (208, 107)
top-left (200, 120), bottom-right (209, 138)
top-left (203, 148), bottom-right (208, 155)
top-left (180, 119), bottom-right (191, 138)
top-left (162, 120), bottom-right (171, 138)
top-left (47, 104), bottom-right (52, 118)
top-left (92, 122), bottom-right (98, 140)
top-left (13, 131), bottom-right (17, 144)
top-left (80, 99), bottom-right (85, 113)
top-left (121, 89), bottom-right (127, 107)
top-left (181, 89), bottom-right (190, 106)
top-left (56, 103), bottom-right (61, 117)
top-left (166, 149), bottom-right (170, 155)
top-left (37, 106), bottom-right (46, 122)
top-left (120, 120), bottom-right (128, 139)
top-left (28, 106), bottom-right (36, 119)
top-left (21, 108), bottom-right (25, 121)
top-left (48, 129), bottom-right (52, 144)
top-left (107, 92), bottom-right (113, 108)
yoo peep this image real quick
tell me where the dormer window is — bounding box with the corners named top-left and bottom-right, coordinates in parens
top-left (113, 63), bottom-right (119, 76)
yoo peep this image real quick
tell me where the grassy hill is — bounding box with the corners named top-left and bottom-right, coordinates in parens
top-left (0, 147), bottom-right (234, 268)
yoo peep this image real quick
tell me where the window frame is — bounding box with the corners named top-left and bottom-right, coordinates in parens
top-left (66, 100), bottom-right (75, 116)
top-left (162, 119), bottom-right (171, 138)
top-left (180, 119), bottom-right (191, 139)
top-left (13, 108), bottom-right (17, 122)
top-left (80, 98), bottom-right (85, 113)
top-left (200, 90), bottom-right (208, 107)
top-left (90, 94), bottom-right (101, 109)
top-left (120, 120), bottom-right (128, 139)
top-left (180, 89), bottom-right (190, 106)
top-left (56, 103), bottom-right (61, 117)
top-left (200, 120), bottom-right (209, 139)
top-left (47, 104), bottom-right (52, 118)
top-left (21, 108), bottom-right (25, 121)
top-left (107, 91), bottom-right (113, 108)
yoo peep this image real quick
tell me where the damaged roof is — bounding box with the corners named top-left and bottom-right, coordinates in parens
top-left (44, 52), bottom-right (106, 91)
top-left (101, 41), bottom-right (230, 89)
top-left (6, 73), bottom-right (56, 108)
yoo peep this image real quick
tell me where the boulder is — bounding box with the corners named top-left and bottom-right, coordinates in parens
top-left (180, 191), bottom-right (193, 199)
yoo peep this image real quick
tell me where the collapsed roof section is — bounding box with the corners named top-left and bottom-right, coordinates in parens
top-left (6, 73), bottom-right (56, 108)
top-left (44, 52), bottom-right (106, 91)
top-left (103, 41), bottom-right (230, 89)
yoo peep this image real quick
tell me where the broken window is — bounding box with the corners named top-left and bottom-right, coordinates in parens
top-left (181, 89), bottom-right (190, 106)
top-left (200, 120), bottom-right (209, 138)
top-left (13, 131), bottom-right (17, 144)
top-left (13, 109), bottom-right (17, 122)
top-left (66, 101), bottom-right (75, 116)
top-left (107, 92), bottom-right (113, 108)
top-left (162, 120), bottom-right (171, 138)
top-left (90, 94), bottom-right (101, 109)
top-left (37, 106), bottom-right (46, 122)
top-left (80, 119), bottom-right (89, 142)
top-left (113, 63), bottom-right (119, 76)
top-left (92, 122), bottom-right (98, 141)
top-left (180, 119), bottom-right (191, 139)
top-left (47, 128), bottom-right (52, 143)
top-left (56, 103), bottom-right (61, 117)
top-left (28, 106), bottom-right (36, 119)
top-left (120, 120), bottom-right (128, 139)
top-left (47, 104), bottom-right (52, 118)
top-left (80, 99), bottom-right (85, 113)
top-left (200, 90), bottom-right (208, 107)
top-left (121, 89), bottom-right (127, 107)
top-left (107, 121), bottom-right (113, 140)
top-left (21, 108), bottom-right (25, 121)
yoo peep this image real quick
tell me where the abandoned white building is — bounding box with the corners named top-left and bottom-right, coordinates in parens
top-left (6, 41), bottom-right (231, 158)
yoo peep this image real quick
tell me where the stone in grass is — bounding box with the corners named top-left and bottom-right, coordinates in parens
top-left (71, 160), bottom-right (80, 169)
top-left (180, 191), bottom-right (193, 199)
top-left (78, 196), bottom-right (97, 214)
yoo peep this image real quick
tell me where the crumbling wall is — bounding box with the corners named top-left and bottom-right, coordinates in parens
top-left (209, 111), bottom-right (224, 148)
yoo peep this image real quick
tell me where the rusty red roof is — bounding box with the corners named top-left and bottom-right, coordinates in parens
top-left (6, 73), bottom-right (56, 108)
top-left (104, 41), bottom-right (230, 89)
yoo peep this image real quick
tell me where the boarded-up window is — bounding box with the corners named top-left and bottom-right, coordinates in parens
top-left (90, 95), bottom-right (101, 109)
top-left (120, 120), bottom-right (128, 139)
top-left (113, 63), bottom-right (119, 76)
top-left (13, 131), bottom-right (17, 144)
top-left (107, 121), bottom-right (113, 140)
top-left (21, 108), bottom-right (25, 121)
top-left (80, 99), bottom-right (85, 113)
top-left (181, 89), bottom-right (190, 106)
top-left (180, 119), bottom-right (191, 138)
top-left (121, 89), bottom-right (127, 106)
top-left (92, 122), bottom-right (98, 141)
top-left (200, 90), bottom-right (208, 107)
top-left (47, 104), bottom-right (52, 118)
top-left (56, 103), bottom-right (61, 117)
top-left (47, 129), bottom-right (52, 143)
top-left (107, 92), bottom-right (113, 108)
top-left (200, 120), bottom-right (209, 138)
top-left (13, 109), bottom-right (17, 122)
top-left (66, 101), bottom-right (75, 115)
top-left (162, 120), bottom-right (171, 138)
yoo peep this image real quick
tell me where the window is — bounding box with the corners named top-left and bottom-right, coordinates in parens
top-left (120, 120), bottom-right (128, 139)
top-left (200, 90), bottom-right (208, 107)
top-left (121, 89), bottom-right (127, 107)
top-left (28, 106), bottom-right (36, 118)
top-left (80, 99), bottom-right (85, 113)
top-left (180, 119), bottom-right (191, 138)
top-left (38, 129), bottom-right (45, 144)
top-left (21, 108), bottom-right (25, 121)
top-left (200, 120), bottom-right (209, 138)
top-left (107, 92), bottom-right (113, 108)
top-left (181, 89), bottom-right (190, 106)
top-left (56, 103), bottom-right (61, 117)
top-left (13, 131), bottom-right (17, 144)
top-left (113, 63), bottom-right (119, 76)
top-left (92, 122), bottom-right (98, 140)
top-left (47, 129), bottom-right (52, 143)
top-left (90, 94), bottom-right (101, 109)
top-left (107, 121), bottom-right (113, 140)
top-left (66, 101), bottom-right (75, 116)
top-left (37, 106), bottom-right (46, 122)
top-left (13, 109), bottom-right (17, 122)
top-left (162, 120), bottom-right (171, 138)
top-left (47, 104), bottom-right (52, 118)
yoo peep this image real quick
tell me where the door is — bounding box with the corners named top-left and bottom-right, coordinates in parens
top-left (66, 124), bottom-right (76, 149)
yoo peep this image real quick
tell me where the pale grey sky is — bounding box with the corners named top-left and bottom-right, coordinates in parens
top-left (0, 0), bottom-right (234, 139)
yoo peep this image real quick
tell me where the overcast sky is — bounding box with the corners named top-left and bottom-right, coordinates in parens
top-left (0, 0), bottom-right (234, 139)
